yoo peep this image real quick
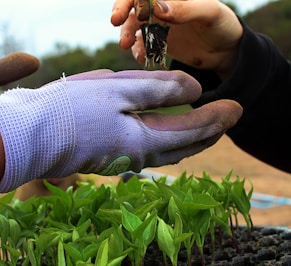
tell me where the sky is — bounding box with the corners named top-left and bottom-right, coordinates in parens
top-left (0, 0), bottom-right (273, 57)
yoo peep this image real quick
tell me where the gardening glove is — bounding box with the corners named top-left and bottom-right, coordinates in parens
top-left (0, 52), bottom-right (40, 85)
top-left (0, 69), bottom-right (242, 192)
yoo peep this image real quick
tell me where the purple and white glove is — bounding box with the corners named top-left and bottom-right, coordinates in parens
top-left (0, 69), bottom-right (242, 192)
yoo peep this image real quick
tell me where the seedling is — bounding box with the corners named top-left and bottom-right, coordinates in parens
top-left (0, 172), bottom-right (253, 265)
top-left (135, 0), bottom-right (170, 69)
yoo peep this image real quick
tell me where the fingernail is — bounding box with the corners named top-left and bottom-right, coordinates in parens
top-left (156, 0), bottom-right (169, 13)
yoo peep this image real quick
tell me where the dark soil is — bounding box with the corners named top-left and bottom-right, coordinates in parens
top-left (141, 23), bottom-right (169, 70)
top-left (123, 226), bottom-right (291, 266)
top-left (15, 226), bottom-right (291, 265)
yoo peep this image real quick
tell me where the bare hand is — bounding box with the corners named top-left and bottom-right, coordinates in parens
top-left (111, 0), bottom-right (243, 79)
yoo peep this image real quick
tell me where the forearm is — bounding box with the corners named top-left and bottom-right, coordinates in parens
top-left (225, 23), bottom-right (291, 171)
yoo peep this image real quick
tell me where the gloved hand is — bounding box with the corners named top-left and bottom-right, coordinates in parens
top-left (0, 69), bottom-right (242, 192)
top-left (0, 52), bottom-right (40, 85)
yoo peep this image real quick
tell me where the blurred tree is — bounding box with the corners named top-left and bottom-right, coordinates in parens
top-left (243, 0), bottom-right (291, 59)
top-left (1, 42), bottom-right (142, 90)
top-left (1, 43), bottom-right (95, 90)
top-left (93, 42), bottom-right (142, 71)
top-left (38, 43), bottom-right (95, 85)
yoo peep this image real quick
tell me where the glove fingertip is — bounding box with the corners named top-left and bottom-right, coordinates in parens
top-left (0, 52), bottom-right (40, 85)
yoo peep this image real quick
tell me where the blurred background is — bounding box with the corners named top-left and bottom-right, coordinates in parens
top-left (1, 0), bottom-right (290, 90)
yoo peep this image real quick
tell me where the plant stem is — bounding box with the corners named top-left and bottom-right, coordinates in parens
top-left (149, 0), bottom-right (153, 24)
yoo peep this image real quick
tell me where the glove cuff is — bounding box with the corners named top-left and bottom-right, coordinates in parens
top-left (0, 84), bottom-right (75, 192)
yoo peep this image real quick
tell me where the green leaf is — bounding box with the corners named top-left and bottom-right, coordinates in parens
top-left (191, 193), bottom-right (221, 208)
top-left (76, 219), bottom-right (92, 237)
top-left (191, 210), bottom-right (211, 254)
top-left (107, 254), bottom-right (128, 266)
top-left (196, 175), bottom-right (226, 200)
top-left (133, 210), bottom-right (157, 248)
top-left (168, 197), bottom-right (181, 224)
top-left (174, 232), bottom-right (193, 244)
top-left (65, 255), bottom-right (75, 266)
top-left (27, 240), bottom-right (38, 266)
top-left (157, 218), bottom-right (176, 263)
top-left (82, 243), bottom-right (101, 261)
top-left (95, 239), bottom-right (109, 266)
top-left (190, 210), bottom-right (211, 236)
top-left (44, 180), bottom-right (71, 199)
top-left (8, 218), bottom-right (21, 246)
top-left (117, 224), bottom-right (134, 247)
top-left (211, 214), bottom-right (231, 236)
top-left (97, 208), bottom-right (122, 226)
top-left (173, 212), bottom-right (183, 238)
top-left (53, 197), bottom-right (69, 221)
top-left (121, 204), bottom-right (142, 232)
top-left (126, 175), bottom-right (144, 193)
top-left (180, 193), bottom-right (221, 218)
top-left (154, 181), bottom-right (185, 202)
top-left (134, 199), bottom-right (160, 220)
top-left (72, 228), bottom-right (80, 242)
top-left (0, 215), bottom-right (9, 245)
top-left (76, 261), bottom-right (94, 266)
top-left (57, 240), bottom-right (66, 266)
top-left (64, 243), bottom-right (83, 261)
top-left (107, 229), bottom-right (124, 260)
top-left (245, 177), bottom-right (254, 200)
top-left (230, 179), bottom-right (252, 227)
top-left (171, 171), bottom-right (188, 187)
top-left (0, 191), bottom-right (15, 206)
top-left (230, 179), bottom-right (251, 213)
top-left (36, 232), bottom-right (61, 253)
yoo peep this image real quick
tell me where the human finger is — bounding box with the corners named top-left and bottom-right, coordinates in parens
top-left (131, 29), bottom-right (146, 63)
top-left (119, 9), bottom-right (143, 50)
top-left (111, 0), bottom-right (135, 26)
top-left (151, 0), bottom-right (222, 24)
top-left (105, 69), bottom-right (202, 110)
top-left (63, 69), bottom-right (202, 110)
top-left (140, 99), bottom-right (242, 166)
top-left (158, 132), bottom-right (223, 166)
top-left (139, 99), bottom-right (242, 132)
top-left (0, 52), bottom-right (39, 85)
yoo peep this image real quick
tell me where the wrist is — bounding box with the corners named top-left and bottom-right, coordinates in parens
top-left (215, 18), bottom-right (243, 80)
top-left (215, 45), bottom-right (241, 80)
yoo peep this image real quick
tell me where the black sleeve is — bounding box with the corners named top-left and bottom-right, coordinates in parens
top-left (170, 18), bottom-right (291, 173)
